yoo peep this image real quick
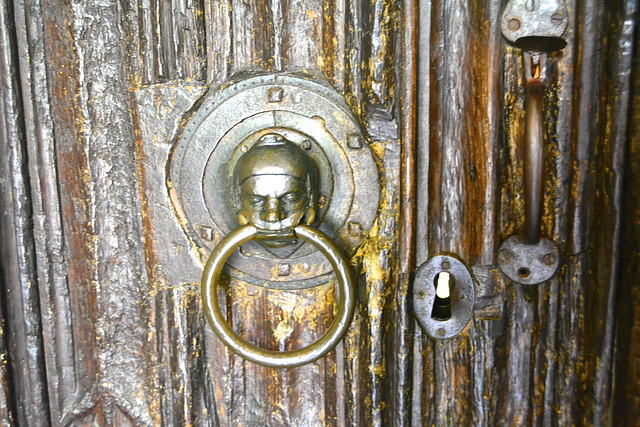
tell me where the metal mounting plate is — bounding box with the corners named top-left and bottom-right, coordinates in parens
top-left (168, 74), bottom-right (379, 288)
top-left (498, 237), bottom-right (560, 285)
top-left (501, 0), bottom-right (568, 52)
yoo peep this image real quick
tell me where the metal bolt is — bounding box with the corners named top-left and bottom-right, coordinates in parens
top-left (551, 13), bottom-right (564, 26)
top-left (417, 291), bottom-right (425, 299)
top-left (437, 328), bottom-right (445, 336)
top-left (508, 18), bottom-right (521, 31)
top-left (498, 249), bottom-right (511, 263)
top-left (543, 253), bottom-right (556, 265)
top-left (268, 87), bottom-right (284, 103)
top-left (441, 260), bottom-right (451, 270)
top-left (348, 222), bottom-right (363, 237)
top-left (199, 225), bottom-right (214, 241)
top-left (347, 134), bottom-right (363, 149)
top-left (301, 139), bottom-right (312, 150)
top-left (277, 263), bottom-right (291, 276)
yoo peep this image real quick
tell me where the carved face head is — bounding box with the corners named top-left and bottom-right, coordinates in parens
top-left (233, 133), bottom-right (319, 246)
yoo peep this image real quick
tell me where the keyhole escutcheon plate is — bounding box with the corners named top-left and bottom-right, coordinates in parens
top-left (413, 255), bottom-right (476, 340)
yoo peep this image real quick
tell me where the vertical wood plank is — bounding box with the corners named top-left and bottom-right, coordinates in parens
top-left (73, 0), bottom-right (157, 423)
top-left (281, 0), bottom-right (323, 71)
top-left (391, 1), bottom-right (418, 424)
top-left (420, 1), bottom-right (498, 424)
top-left (14, 0), bottom-right (165, 423)
top-left (344, 0), bottom-right (364, 115)
top-left (230, 0), bottom-right (274, 74)
top-left (0, 2), bottom-right (50, 425)
top-left (322, 0), bottom-right (347, 90)
top-left (205, 0), bottom-right (232, 85)
top-left (614, 3), bottom-right (640, 422)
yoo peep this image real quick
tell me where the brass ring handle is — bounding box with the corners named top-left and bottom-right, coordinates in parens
top-left (201, 224), bottom-right (356, 368)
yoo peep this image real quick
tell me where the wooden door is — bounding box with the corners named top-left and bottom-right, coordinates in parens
top-left (1, 0), bottom-right (639, 426)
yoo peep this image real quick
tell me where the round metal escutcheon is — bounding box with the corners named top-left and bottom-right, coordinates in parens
top-left (168, 74), bottom-right (379, 288)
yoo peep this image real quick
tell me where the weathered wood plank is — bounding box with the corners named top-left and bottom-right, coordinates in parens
top-left (204, 0), bottom-right (232, 85)
top-left (417, 1), bottom-right (502, 424)
top-left (16, 0), bottom-right (164, 424)
top-left (71, 0), bottom-right (157, 423)
top-left (230, 0), bottom-right (274, 74)
top-left (281, 0), bottom-right (324, 71)
top-left (322, 0), bottom-right (347, 91)
top-left (614, 1), bottom-right (640, 421)
top-left (390, 1), bottom-right (419, 424)
top-left (38, 1), bottom-right (100, 422)
top-left (0, 2), bottom-right (49, 425)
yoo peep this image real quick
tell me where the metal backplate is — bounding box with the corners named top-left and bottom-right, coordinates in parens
top-left (501, 0), bottom-right (568, 51)
top-left (498, 236), bottom-right (560, 285)
top-left (168, 74), bottom-right (379, 289)
top-left (413, 255), bottom-right (475, 340)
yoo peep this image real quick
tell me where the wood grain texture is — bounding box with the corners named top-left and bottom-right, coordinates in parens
top-left (614, 2), bottom-right (640, 422)
top-left (0, 0), bottom-right (638, 425)
top-left (70, 1), bottom-right (157, 423)
top-left (9, 0), bottom-right (161, 424)
top-left (135, 0), bottom-right (207, 84)
top-left (0, 2), bottom-right (50, 425)
top-left (412, 0), bottom-right (637, 426)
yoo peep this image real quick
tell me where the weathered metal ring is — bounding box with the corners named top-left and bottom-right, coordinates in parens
top-left (201, 224), bottom-right (355, 368)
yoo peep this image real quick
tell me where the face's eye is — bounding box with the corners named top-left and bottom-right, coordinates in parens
top-left (244, 196), bottom-right (266, 207)
top-left (281, 192), bottom-right (306, 205)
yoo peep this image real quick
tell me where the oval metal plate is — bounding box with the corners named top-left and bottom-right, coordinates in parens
top-left (413, 255), bottom-right (475, 340)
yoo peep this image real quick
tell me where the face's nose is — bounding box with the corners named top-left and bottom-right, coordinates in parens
top-left (263, 197), bottom-right (284, 222)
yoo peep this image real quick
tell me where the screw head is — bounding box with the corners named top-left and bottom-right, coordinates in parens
top-left (301, 139), bottom-right (312, 150)
top-left (508, 18), bottom-right (521, 31)
top-left (551, 13), bottom-right (564, 25)
top-left (498, 249), bottom-right (511, 262)
top-left (417, 291), bottom-right (426, 299)
top-left (525, 0), bottom-right (540, 12)
top-left (542, 253), bottom-right (556, 265)
top-left (441, 260), bottom-right (451, 270)
top-left (437, 328), bottom-right (445, 336)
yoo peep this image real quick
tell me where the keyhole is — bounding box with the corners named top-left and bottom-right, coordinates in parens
top-left (525, 0), bottom-right (540, 11)
top-left (431, 272), bottom-right (453, 321)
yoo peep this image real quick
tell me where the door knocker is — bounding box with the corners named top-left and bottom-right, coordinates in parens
top-left (168, 74), bottom-right (380, 367)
